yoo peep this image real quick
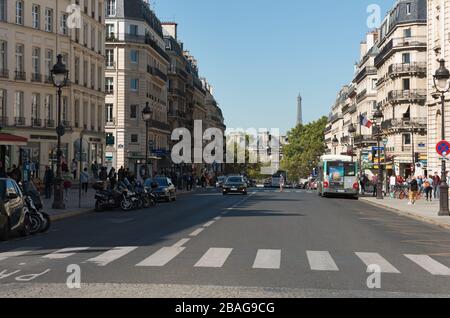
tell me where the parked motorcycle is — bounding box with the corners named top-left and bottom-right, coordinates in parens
top-left (94, 187), bottom-right (122, 212)
top-left (118, 179), bottom-right (141, 211)
top-left (21, 181), bottom-right (51, 234)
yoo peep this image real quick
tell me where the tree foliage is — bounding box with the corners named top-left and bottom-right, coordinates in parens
top-left (281, 116), bottom-right (328, 181)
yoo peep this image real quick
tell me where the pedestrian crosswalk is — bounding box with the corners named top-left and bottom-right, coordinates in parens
top-left (1, 246), bottom-right (450, 277)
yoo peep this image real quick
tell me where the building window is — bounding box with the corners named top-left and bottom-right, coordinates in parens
top-left (130, 105), bottom-right (137, 119)
top-left (83, 23), bottom-right (88, 46)
top-left (15, 44), bottom-right (24, 73)
top-left (105, 77), bottom-right (114, 94)
top-left (61, 13), bottom-right (68, 35)
top-left (74, 100), bottom-right (80, 127)
top-left (74, 57), bottom-right (80, 83)
top-left (83, 102), bottom-right (88, 128)
top-left (0, 40), bottom-right (6, 71)
top-left (83, 61), bottom-right (88, 85)
top-left (90, 63), bottom-right (95, 88)
top-left (0, 0), bottom-right (6, 21)
top-left (32, 47), bottom-right (41, 76)
top-left (97, 66), bottom-right (102, 91)
top-left (131, 134), bottom-right (138, 143)
top-left (406, 3), bottom-right (411, 15)
top-left (0, 89), bottom-right (7, 117)
top-left (15, 1), bottom-right (23, 25)
top-left (131, 79), bottom-right (138, 91)
top-left (372, 79), bottom-right (377, 90)
top-left (98, 30), bottom-right (102, 52)
top-left (15, 91), bottom-right (24, 118)
top-left (106, 0), bottom-right (116, 16)
top-left (403, 28), bottom-right (411, 38)
top-left (45, 95), bottom-right (53, 120)
top-left (403, 78), bottom-right (410, 90)
top-left (105, 104), bottom-right (113, 123)
top-left (45, 8), bottom-right (54, 32)
top-left (403, 133), bottom-right (411, 145)
top-left (91, 26), bottom-right (96, 49)
top-left (402, 53), bottom-right (411, 64)
top-left (32, 4), bottom-right (40, 29)
top-left (62, 96), bottom-right (68, 122)
top-left (129, 25), bottom-right (138, 36)
top-left (130, 50), bottom-right (139, 64)
top-left (31, 93), bottom-right (40, 119)
top-left (45, 49), bottom-right (54, 79)
top-left (106, 49), bottom-right (114, 67)
top-left (106, 24), bottom-right (115, 38)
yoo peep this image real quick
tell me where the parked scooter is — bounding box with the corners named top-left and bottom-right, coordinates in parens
top-left (94, 186), bottom-right (123, 211)
top-left (135, 181), bottom-right (157, 208)
top-left (118, 179), bottom-right (140, 211)
top-left (21, 181), bottom-right (51, 234)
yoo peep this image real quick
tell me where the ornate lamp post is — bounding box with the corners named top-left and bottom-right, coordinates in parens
top-left (50, 55), bottom-right (69, 209)
top-left (332, 136), bottom-right (339, 155)
top-left (433, 59), bottom-right (450, 216)
top-left (348, 123), bottom-right (357, 162)
top-left (373, 105), bottom-right (384, 200)
top-left (142, 102), bottom-right (153, 179)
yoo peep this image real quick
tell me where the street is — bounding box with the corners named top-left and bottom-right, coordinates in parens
top-left (1, 189), bottom-right (450, 298)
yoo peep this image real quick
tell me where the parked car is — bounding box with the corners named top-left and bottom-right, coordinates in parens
top-left (0, 178), bottom-right (31, 240)
top-left (145, 177), bottom-right (176, 202)
top-left (223, 176), bottom-right (248, 195)
top-left (215, 176), bottom-right (227, 188)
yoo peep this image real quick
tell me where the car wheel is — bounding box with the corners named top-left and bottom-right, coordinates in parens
top-left (20, 214), bottom-right (31, 237)
top-left (0, 218), bottom-right (10, 241)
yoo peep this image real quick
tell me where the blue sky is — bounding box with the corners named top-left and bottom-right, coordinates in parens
top-left (155, 0), bottom-right (393, 133)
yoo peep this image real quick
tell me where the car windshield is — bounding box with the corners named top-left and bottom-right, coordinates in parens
top-left (227, 177), bottom-right (243, 183)
top-left (155, 178), bottom-right (169, 187)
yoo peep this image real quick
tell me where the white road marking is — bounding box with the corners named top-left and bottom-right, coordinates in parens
top-left (203, 221), bottom-right (215, 227)
top-left (213, 216), bottom-right (222, 221)
top-left (307, 251), bottom-right (339, 271)
top-left (86, 247), bottom-right (138, 266)
top-left (355, 252), bottom-right (400, 273)
top-left (0, 249), bottom-right (35, 261)
top-left (252, 249), bottom-right (281, 269)
top-left (194, 248), bottom-right (233, 268)
top-left (173, 238), bottom-right (190, 247)
top-left (405, 254), bottom-right (450, 276)
top-left (136, 247), bottom-right (185, 267)
top-left (189, 228), bottom-right (204, 237)
top-left (42, 247), bottom-right (90, 259)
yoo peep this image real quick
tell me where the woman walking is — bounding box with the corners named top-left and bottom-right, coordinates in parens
top-left (80, 168), bottom-right (90, 195)
top-left (424, 175), bottom-right (434, 202)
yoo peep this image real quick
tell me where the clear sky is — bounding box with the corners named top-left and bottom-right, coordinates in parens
top-left (154, 0), bottom-right (393, 133)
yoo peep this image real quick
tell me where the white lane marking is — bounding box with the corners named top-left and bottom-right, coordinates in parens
top-left (252, 249), bottom-right (281, 269)
top-left (203, 221), bottom-right (215, 227)
top-left (307, 251), bottom-right (339, 271)
top-left (355, 252), bottom-right (400, 273)
top-left (405, 254), bottom-right (450, 276)
top-left (213, 216), bottom-right (222, 221)
top-left (173, 238), bottom-right (190, 247)
top-left (136, 247), bottom-right (185, 267)
top-left (42, 247), bottom-right (90, 259)
top-left (0, 249), bottom-right (35, 261)
top-left (86, 247), bottom-right (138, 266)
top-left (189, 228), bottom-right (204, 237)
top-left (194, 248), bottom-right (233, 268)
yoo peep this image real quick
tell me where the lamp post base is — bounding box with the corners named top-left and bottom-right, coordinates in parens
top-left (439, 183), bottom-right (450, 216)
top-left (52, 179), bottom-right (66, 210)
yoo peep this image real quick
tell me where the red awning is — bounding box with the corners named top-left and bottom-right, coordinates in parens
top-left (0, 133), bottom-right (28, 146)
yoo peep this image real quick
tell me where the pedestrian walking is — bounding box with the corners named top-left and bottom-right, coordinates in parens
top-left (389, 174), bottom-right (396, 196)
top-left (432, 172), bottom-right (441, 199)
top-left (408, 177), bottom-right (419, 205)
top-left (372, 174), bottom-right (378, 197)
top-left (92, 161), bottom-right (99, 180)
top-left (63, 174), bottom-right (73, 202)
top-left (43, 166), bottom-right (54, 199)
top-left (118, 166), bottom-right (125, 181)
top-left (80, 168), bottom-right (90, 194)
top-left (108, 167), bottom-right (117, 189)
top-left (424, 175), bottom-right (433, 202)
top-left (99, 166), bottom-right (108, 182)
top-left (71, 159), bottom-right (78, 180)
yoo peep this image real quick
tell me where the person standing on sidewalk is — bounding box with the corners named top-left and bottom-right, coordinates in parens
top-left (408, 177), bottom-right (419, 205)
top-left (432, 172), bottom-right (441, 200)
top-left (389, 174), bottom-right (396, 197)
top-left (43, 166), bottom-right (54, 199)
top-left (80, 168), bottom-right (90, 195)
top-left (372, 174), bottom-right (378, 197)
top-left (108, 167), bottom-right (117, 189)
top-left (71, 159), bottom-right (78, 180)
top-left (424, 175), bottom-right (433, 202)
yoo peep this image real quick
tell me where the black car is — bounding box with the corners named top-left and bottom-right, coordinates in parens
top-left (223, 176), bottom-right (248, 195)
top-left (0, 178), bottom-right (31, 240)
top-left (145, 177), bottom-right (176, 202)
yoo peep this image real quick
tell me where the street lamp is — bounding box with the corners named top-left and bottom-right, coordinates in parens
top-left (50, 54), bottom-right (69, 209)
top-left (433, 59), bottom-right (450, 216)
top-left (142, 102), bottom-right (153, 179)
top-left (348, 123), bottom-right (357, 162)
top-left (332, 136), bottom-right (339, 155)
top-left (373, 105), bottom-right (384, 200)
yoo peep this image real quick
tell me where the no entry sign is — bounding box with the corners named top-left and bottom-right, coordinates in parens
top-left (436, 141), bottom-right (450, 156)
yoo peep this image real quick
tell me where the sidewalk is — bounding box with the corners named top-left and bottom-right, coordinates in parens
top-left (41, 187), bottom-right (207, 222)
top-left (360, 196), bottom-right (450, 229)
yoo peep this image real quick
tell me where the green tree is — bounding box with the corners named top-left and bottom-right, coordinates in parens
top-left (281, 116), bottom-right (328, 181)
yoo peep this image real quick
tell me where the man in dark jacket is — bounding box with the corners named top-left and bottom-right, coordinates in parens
top-left (409, 178), bottom-right (419, 205)
top-left (43, 166), bottom-right (54, 199)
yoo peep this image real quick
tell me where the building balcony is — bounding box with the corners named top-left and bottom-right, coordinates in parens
top-left (329, 113), bottom-right (343, 123)
top-left (168, 88), bottom-right (185, 96)
top-left (106, 118), bottom-right (116, 126)
top-left (31, 73), bottom-right (42, 82)
top-left (324, 125), bottom-right (332, 134)
top-left (168, 67), bottom-right (188, 79)
top-left (14, 117), bottom-right (26, 126)
top-left (107, 33), bottom-right (170, 62)
top-left (31, 118), bottom-right (42, 127)
top-left (0, 69), bottom-right (9, 79)
top-left (354, 66), bottom-right (377, 84)
top-left (15, 71), bottom-right (26, 81)
top-left (354, 135), bottom-right (377, 146)
top-left (45, 119), bottom-right (55, 128)
top-left (44, 75), bottom-right (53, 84)
top-left (375, 36), bottom-right (427, 67)
top-left (151, 120), bottom-right (171, 132)
top-left (153, 67), bottom-right (167, 82)
top-left (63, 120), bottom-right (71, 129)
top-left (356, 89), bottom-right (367, 103)
top-left (387, 89), bottom-right (426, 105)
top-left (388, 63), bottom-right (426, 78)
top-left (381, 117), bottom-right (427, 131)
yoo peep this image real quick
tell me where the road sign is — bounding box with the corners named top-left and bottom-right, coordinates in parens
top-left (436, 141), bottom-right (450, 157)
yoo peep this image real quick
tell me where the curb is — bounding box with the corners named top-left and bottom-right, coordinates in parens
top-left (49, 208), bottom-right (94, 222)
top-left (359, 198), bottom-right (450, 230)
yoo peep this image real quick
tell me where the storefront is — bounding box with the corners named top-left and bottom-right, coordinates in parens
top-left (0, 133), bottom-right (28, 174)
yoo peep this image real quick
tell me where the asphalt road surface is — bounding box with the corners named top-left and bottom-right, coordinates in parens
top-left (1, 188), bottom-right (450, 298)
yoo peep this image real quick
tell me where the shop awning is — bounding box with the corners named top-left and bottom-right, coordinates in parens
top-left (0, 133), bottom-right (28, 146)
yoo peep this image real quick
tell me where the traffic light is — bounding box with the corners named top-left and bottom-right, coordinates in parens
top-left (414, 152), bottom-right (419, 163)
